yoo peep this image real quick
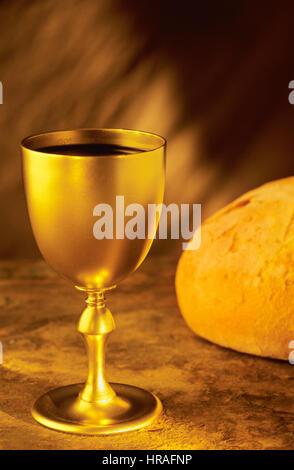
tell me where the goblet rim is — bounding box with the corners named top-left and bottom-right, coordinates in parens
top-left (21, 127), bottom-right (166, 159)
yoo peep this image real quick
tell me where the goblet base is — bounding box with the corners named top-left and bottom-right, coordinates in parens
top-left (31, 383), bottom-right (162, 435)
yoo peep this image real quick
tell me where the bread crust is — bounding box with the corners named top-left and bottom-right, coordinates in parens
top-left (176, 177), bottom-right (294, 360)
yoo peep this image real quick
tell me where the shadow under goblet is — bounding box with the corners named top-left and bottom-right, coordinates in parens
top-left (21, 128), bottom-right (166, 434)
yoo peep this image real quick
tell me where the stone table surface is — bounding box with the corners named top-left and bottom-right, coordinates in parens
top-left (0, 255), bottom-right (294, 450)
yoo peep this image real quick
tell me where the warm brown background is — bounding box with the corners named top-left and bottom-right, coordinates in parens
top-left (1, 0), bottom-right (294, 258)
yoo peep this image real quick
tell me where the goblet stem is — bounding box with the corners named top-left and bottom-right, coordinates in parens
top-left (77, 290), bottom-right (116, 404)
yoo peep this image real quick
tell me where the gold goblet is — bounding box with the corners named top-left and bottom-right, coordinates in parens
top-left (21, 128), bottom-right (166, 435)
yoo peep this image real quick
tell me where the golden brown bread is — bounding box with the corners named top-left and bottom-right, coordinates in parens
top-left (176, 177), bottom-right (294, 360)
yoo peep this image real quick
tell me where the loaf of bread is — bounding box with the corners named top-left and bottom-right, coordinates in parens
top-left (176, 177), bottom-right (294, 360)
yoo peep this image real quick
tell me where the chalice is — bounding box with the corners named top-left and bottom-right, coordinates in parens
top-left (21, 128), bottom-right (166, 434)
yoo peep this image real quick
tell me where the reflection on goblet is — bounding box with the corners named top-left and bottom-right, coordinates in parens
top-left (21, 128), bottom-right (166, 434)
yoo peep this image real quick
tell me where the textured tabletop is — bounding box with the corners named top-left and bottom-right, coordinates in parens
top-left (0, 255), bottom-right (294, 450)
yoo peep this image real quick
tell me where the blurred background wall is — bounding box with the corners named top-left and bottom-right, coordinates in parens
top-left (0, 0), bottom-right (294, 258)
